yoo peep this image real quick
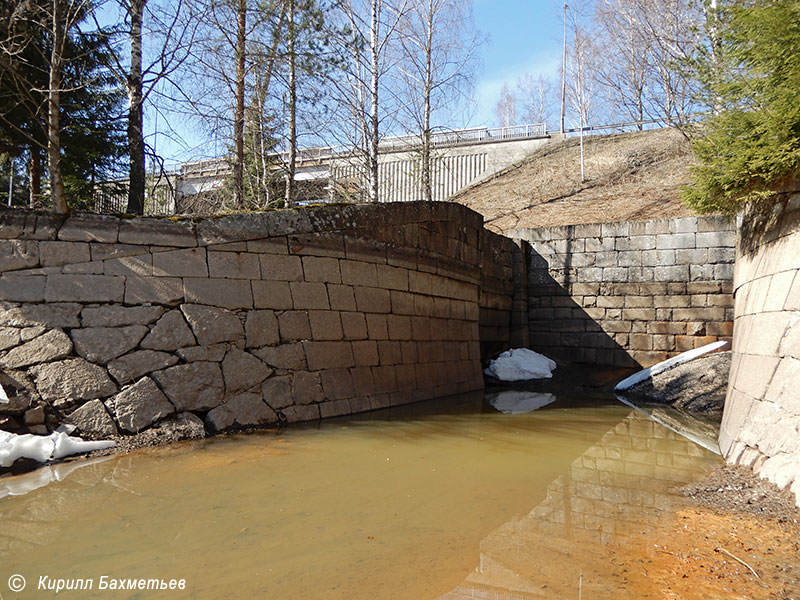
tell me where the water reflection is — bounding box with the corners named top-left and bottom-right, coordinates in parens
top-left (486, 390), bottom-right (556, 414)
top-left (0, 391), bottom-right (719, 599)
top-left (435, 411), bottom-right (718, 600)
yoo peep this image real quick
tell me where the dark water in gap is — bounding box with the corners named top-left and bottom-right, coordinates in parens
top-left (0, 390), bottom-right (721, 599)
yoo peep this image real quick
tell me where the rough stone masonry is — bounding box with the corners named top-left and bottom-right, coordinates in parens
top-left (0, 202), bottom-right (494, 441)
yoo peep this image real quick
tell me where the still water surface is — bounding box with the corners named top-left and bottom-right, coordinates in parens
top-left (0, 391), bottom-right (721, 599)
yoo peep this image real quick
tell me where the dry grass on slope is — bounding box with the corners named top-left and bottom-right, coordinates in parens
top-left (451, 127), bottom-right (698, 235)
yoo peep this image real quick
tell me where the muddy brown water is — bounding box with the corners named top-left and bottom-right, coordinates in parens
top-left (0, 391), bottom-right (721, 599)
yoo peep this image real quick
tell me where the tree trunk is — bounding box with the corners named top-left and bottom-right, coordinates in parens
top-left (233, 0), bottom-right (246, 208)
top-left (284, 0), bottom-right (297, 207)
top-left (368, 0), bottom-right (380, 203)
top-left (29, 150), bottom-right (41, 208)
top-left (421, 0), bottom-right (434, 202)
top-left (126, 0), bottom-right (146, 215)
top-left (48, 0), bottom-right (67, 214)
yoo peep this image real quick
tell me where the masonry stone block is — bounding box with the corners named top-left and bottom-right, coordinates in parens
top-left (252, 342), bottom-right (307, 371)
top-left (303, 341), bottom-right (354, 370)
top-left (181, 303), bottom-right (243, 346)
top-left (247, 236), bottom-right (289, 254)
top-left (119, 218), bottom-right (196, 247)
top-left (340, 311), bottom-right (368, 340)
top-left (71, 325), bottom-right (148, 364)
top-left (30, 358), bottom-right (117, 405)
top-left (259, 254), bottom-right (304, 281)
top-left (107, 350), bottom-right (179, 385)
top-left (152, 248), bottom-right (207, 277)
top-left (282, 403), bottom-right (320, 423)
top-left (289, 281), bottom-right (329, 310)
top-left (278, 311), bottom-right (311, 342)
top-left (81, 305), bottom-right (164, 327)
top-left (302, 256), bottom-right (341, 283)
top-left (0, 240), bottom-right (39, 272)
top-left (208, 251), bottom-right (261, 279)
top-left (205, 392), bottom-right (277, 432)
top-left (152, 361), bottom-right (224, 411)
top-left (107, 376), bottom-right (175, 433)
top-left (124, 276), bottom-right (184, 305)
top-left (39, 241), bottom-right (91, 267)
top-left (354, 286), bottom-right (391, 313)
top-left (0, 274), bottom-right (46, 302)
top-left (327, 284), bottom-right (357, 311)
top-left (262, 375), bottom-right (292, 409)
top-left (141, 310), bottom-right (196, 351)
top-left (222, 348), bottom-right (274, 394)
top-left (244, 310), bottom-right (280, 348)
top-left (59, 215), bottom-right (120, 243)
top-left (291, 371), bottom-right (324, 404)
top-left (45, 274), bottom-right (124, 303)
top-left (66, 399), bottom-right (118, 437)
top-left (251, 280), bottom-right (293, 310)
top-left (1, 328), bottom-right (72, 369)
top-left (184, 277), bottom-right (253, 309)
top-left (104, 254), bottom-right (153, 277)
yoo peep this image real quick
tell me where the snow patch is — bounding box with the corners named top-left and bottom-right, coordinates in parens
top-left (487, 390), bottom-right (557, 414)
top-left (614, 340), bottom-right (729, 392)
top-left (0, 430), bottom-right (115, 468)
top-left (484, 348), bottom-right (557, 381)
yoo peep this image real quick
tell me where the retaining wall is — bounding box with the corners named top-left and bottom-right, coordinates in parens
top-left (719, 191), bottom-right (800, 505)
top-left (511, 216), bottom-right (736, 367)
top-left (0, 202), bottom-right (488, 440)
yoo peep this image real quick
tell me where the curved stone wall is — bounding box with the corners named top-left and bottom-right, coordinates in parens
top-left (0, 202), bottom-right (486, 440)
top-left (719, 191), bottom-right (800, 505)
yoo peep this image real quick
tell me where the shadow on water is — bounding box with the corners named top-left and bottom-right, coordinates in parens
top-left (0, 385), bottom-right (721, 600)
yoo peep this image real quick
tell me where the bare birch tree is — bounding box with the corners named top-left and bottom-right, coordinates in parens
top-left (395, 0), bottom-right (481, 202)
top-left (495, 83), bottom-right (516, 128)
top-left (516, 72), bottom-right (554, 125)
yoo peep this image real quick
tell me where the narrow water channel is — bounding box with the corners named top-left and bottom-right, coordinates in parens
top-left (0, 391), bottom-right (721, 599)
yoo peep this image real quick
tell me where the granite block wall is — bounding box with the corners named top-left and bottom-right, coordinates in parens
top-left (511, 216), bottom-right (736, 367)
top-left (719, 191), bottom-right (800, 506)
top-left (0, 202), bottom-right (487, 440)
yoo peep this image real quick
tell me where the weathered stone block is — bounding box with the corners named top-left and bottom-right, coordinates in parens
top-left (656, 233), bottom-right (695, 250)
top-left (124, 276), bottom-right (184, 305)
top-left (0, 328), bottom-right (72, 369)
top-left (365, 313), bottom-right (388, 339)
top-left (282, 403), bottom-right (320, 423)
top-left (152, 362), bottom-right (224, 411)
top-left (45, 274), bottom-right (124, 303)
top-left (0, 326), bottom-right (20, 351)
top-left (30, 358), bottom-right (117, 404)
top-left (81, 305), bottom-right (164, 327)
top-left (252, 342), bottom-right (307, 370)
top-left (66, 399), bottom-right (118, 437)
top-left (352, 340), bottom-right (379, 366)
top-left (222, 348), bottom-right (273, 394)
top-left (71, 325), bottom-right (148, 364)
top-left (259, 254), bottom-right (303, 281)
top-left (251, 280), bottom-right (293, 310)
top-left (327, 284), bottom-right (357, 311)
top-left (653, 265), bottom-right (689, 282)
top-left (291, 371), bottom-right (324, 404)
top-left (205, 392), bottom-right (277, 432)
top-left (696, 231), bottom-right (733, 248)
top-left (0, 302), bottom-right (81, 328)
top-left (181, 303), bottom-right (244, 346)
top-left (184, 278), bottom-right (253, 309)
top-left (107, 377), bottom-right (175, 433)
top-left (39, 241), bottom-right (91, 267)
top-left (354, 286), bottom-right (391, 314)
top-left (245, 310), bottom-right (279, 348)
top-left (247, 237), bottom-right (288, 254)
top-left (0, 274), bottom-right (46, 302)
top-left (278, 311), bottom-right (311, 342)
top-left (208, 251), bottom-right (260, 279)
top-left (90, 242), bottom-right (148, 262)
top-left (104, 254), bottom-right (153, 277)
top-left (0, 240), bottom-right (39, 272)
top-left (262, 375), bottom-right (292, 409)
top-left (152, 248), bottom-right (207, 277)
top-left (288, 232), bottom-right (344, 257)
top-left (141, 310), bottom-right (196, 351)
top-left (107, 349), bottom-right (179, 384)
top-left (308, 310), bottom-right (343, 341)
top-left (118, 218), bottom-right (196, 247)
top-left (341, 312), bottom-right (368, 340)
top-left (319, 368), bottom-right (354, 401)
top-left (176, 344), bottom-right (227, 363)
top-left (302, 256), bottom-right (341, 284)
top-left (303, 340), bottom-right (354, 370)
top-left (340, 260), bottom-right (378, 287)
top-left (289, 281), bottom-right (329, 310)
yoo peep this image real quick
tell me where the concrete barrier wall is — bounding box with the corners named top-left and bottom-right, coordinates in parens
top-left (0, 202), bottom-right (487, 439)
top-left (719, 192), bottom-right (800, 505)
top-left (511, 216), bottom-right (736, 367)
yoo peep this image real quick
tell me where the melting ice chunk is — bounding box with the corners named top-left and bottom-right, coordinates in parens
top-left (488, 390), bottom-right (557, 414)
top-left (0, 430), bottom-right (115, 468)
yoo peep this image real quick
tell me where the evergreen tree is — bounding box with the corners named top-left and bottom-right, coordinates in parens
top-left (683, 0), bottom-right (800, 213)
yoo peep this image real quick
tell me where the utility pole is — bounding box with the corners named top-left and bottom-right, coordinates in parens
top-left (560, 3), bottom-right (567, 135)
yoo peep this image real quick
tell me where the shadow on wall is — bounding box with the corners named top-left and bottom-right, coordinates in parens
top-left (516, 217), bottom-right (736, 368)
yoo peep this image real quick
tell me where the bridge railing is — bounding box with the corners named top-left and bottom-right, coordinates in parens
top-left (378, 123), bottom-right (547, 151)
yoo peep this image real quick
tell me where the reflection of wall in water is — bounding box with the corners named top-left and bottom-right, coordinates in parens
top-left (437, 412), bottom-right (718, 600)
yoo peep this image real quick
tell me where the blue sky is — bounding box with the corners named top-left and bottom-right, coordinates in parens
top-left (471, 0), bottom-right (564, 127)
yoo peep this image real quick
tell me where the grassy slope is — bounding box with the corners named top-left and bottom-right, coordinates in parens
top-left (451, 127), bottom-right (697, 234)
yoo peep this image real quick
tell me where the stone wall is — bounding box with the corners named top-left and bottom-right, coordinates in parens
top-left (478, 231), bottom-right (528, 359)
top-left (719, 192), bottom-right (800, 505)
top-left (511, 216), bottom-right (736, 367)
top-left (0, 202), bottom-right (486, 440)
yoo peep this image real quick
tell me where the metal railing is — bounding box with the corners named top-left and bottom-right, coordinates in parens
top-left (378, 123), bottom-right (548, 151)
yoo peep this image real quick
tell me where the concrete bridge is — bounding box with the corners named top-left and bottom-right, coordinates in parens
top-left (99, 124), bottom-right (550, 214)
